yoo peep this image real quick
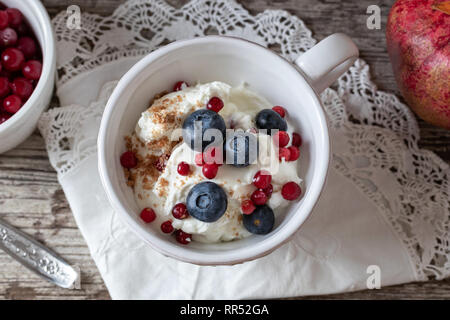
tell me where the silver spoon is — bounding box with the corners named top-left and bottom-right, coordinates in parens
top-left (0, 217), bottom-right (79, 289)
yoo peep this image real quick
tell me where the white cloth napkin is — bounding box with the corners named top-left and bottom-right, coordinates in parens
top-left (38, 0), bottom-right (449, 299)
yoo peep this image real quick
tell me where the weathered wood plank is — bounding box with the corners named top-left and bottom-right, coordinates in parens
top-left (0, 0), bottom-right (448, 300)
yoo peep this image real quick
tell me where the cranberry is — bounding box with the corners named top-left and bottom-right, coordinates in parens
top-left (120, 150), bottom-right (137, 168)
top-left (202, 163), bottom-right (219, 179)
top-left (3, 94), bottom-right (21, 113)
top-left (0, 10), bottom-right (9, 29)
top-left (0, 27), bottom-right (17, 46)
top-left (22, 60), bottom-right (41, 80)
top-left (173, 81), bottom-right (188, 92)
top-left (281, 182), bottom-right (302, 200)
top-left (172, 203), bottom-right (189, 220)
top-left (263, 184), bottom-right (273, 197)
top-left (204, 146), bottom-right (223, 165)
top-left (252, 170), bottom-right (272, 189)
top-left (154, 153), bottom-right (169, 172)
top-left (175, 230), bottom-right (192, 245)
top-left (251, 189), bottom-right (267, 205)
top-left (6, 8), bottom-right (22, 28)
top-left (241, 200), bottom-right (256, 215)
top-left (273, 131), bottom-right (290, 147)
top-left (1, 48), bottom-right (24, 71)
top-left (10, 77), bottom-right (33, 100)
top-left (279, 147), bottom-right (291, 161)
top-left (0, 77), bottom-right (9, 97)
top-left (195, 152), bottom-right (204, 166)
top-left (140, 208), bottom-right (156, 223)
top-left (177, 161), bottom-right (190, 176)
top-left (292, 132), bottom-right (302, 147)
top-left (0, 112), bottom-right (11, 124)
top-left (288, 146), bottom-right (300, 161)
top-left (206, 96), bottom-right (224, 113)
top-left (161, 220), bottom-right (174, 234)
top-left (17, 37), bottom-right (36, 59)
top-left (272, 106), bottom-right (286, 118)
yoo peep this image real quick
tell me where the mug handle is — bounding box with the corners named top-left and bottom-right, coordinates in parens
top-left (295, 33), bottom-right (359, 94)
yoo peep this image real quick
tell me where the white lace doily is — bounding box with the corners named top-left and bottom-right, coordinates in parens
top-left (39, 0), bottom-right (449, 282)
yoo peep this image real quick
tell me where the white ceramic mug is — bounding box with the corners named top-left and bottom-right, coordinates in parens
top-left (98, 34), bottom-right (358, 265)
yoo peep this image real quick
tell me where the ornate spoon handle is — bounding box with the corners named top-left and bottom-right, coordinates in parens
top-left (0, 218), bottom-right (79, 289)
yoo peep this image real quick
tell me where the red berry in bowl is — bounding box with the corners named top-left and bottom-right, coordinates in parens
top-left (288, 146), bottom-right (300, 161)
top-left (173, 81), bottom-right (188, 92)
top-left (140, 208), bottom-right (156, 223)
top-left (120, 150), bottom-right (137, 168)
top-left (0, 112), bottom-right (11, 124)
top-left (0, 77), bottom-right (10, 97)
top-left (161, 220), bottom-right (174, 234)
top-left (262, 184), bottom-right (273, 197)
top-left (278, 147), bottom-right (291, 161)
top-left (202, 163), bottom-right (219, 179)
top-left (281, 182), bottom-right (302, 200)
top-left (206, 96), bottom-right (224, 113)
top-left (204, 146), bottom-right (223, 165)
top-left (251, 189), bottom-right (267, 205)
top-left (175, 230), bottom-right (192, 245)
top-left (273, 131), bottom-right (290, 147)
top-left (1, 48), bottom-right (24, 71)
top-left (0, 10), bottom-right (9, 29)
top-left (252, 170), bottom-right (272, 189)
top-left (3, 94), bottom-right (21, 113)
top-left (22, 60), bottom-right (41, 80)
top-left (241, 199), bottom-right (256, 215)
top-left (6, 8), bottom-right (22, 28)
top-left (292, 132), bottom-right (302, 147)
top-left (172, 203), bottom-right (189, 220)
top-left (10, 77), bottom-right (33, 100)
top-left (177, 161), bottom-right (190, 176)
top-left (272, 106), bottom-right (286, 118)
top-left (0, 27), bottom-right (17, 46)
top-left (17, 37), bottom-right (37, 59)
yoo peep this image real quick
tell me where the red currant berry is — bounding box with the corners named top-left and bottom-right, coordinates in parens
top-left (204, 146), bottom-right (223, 165)
top-left (241, 200), bottom-right (256, 215)
top-left (177, 161), bottom-right (190, 176)
top-left (195, 153), bottom-right (204, 166)
top-left (120, 150), bottom-right (137, 168)
top-left (252, 170), bottom-right (272, 189)
top-left (206, 96), bottom-right (224, 113)
top-left (273, 131), bottom-right (290, 148)
top-left (173, 81), bottom-right (188, 92)
top-left (281, 182), bottom-right (302, 200)
top-left (263, 184), bottom-right (273, 197)
top-left (3, 94), bottom-right (21, 113)
top-left (279, 147), bottom-right (291, 161)
top-left (202, 163), bottom-right (219, 179)
top-left (10, 77), bottom-right (33, 100)
top-left (0, 77), bottom-right (10, 97)
top-left (288, 146), bottom-right (300, 161)
top-left (292, 132), bottom-right (302, 147)
top-left (161, 220), bottom-right (174, 234)
top-left (22, 60), bottom-right (42, 80)
top-left (272, 106), bottom-right (286, 118)
top-left (17, 37), bottom-right (37, 59)
top-left (251, 189), bottom-right (267, 206)
top-left (1, 48), bottom-right (24, 71)
top-left (175, 230), bottom-right (192, 245)
top-left (140, 208), bottom-right (156, 223)
top-left (172, 203), bottom-right (189, 220)
top-left (0, 10), bottom-right (9, 29)
top-left (6, 8), bottom-right (22, 28)
top-left (0, 27), bottom-right (17, 46)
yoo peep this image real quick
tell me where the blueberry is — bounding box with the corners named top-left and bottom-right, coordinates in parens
top-left (255, 109), bottom-right (287, 135)
top-left (243, 205), bottom-right (274, 235)
top-left (186, 182), bottom-right (228, 222)
top-left (225, 131), bottom-right (258, 167)
top-left (182, 109), bottom-right (226, 152)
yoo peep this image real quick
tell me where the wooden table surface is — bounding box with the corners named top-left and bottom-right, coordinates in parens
top-left (0, 0), bottom-right (449, 300)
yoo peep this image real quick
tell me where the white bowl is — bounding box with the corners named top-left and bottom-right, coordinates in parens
top-left (98, 35), bottom-right (358, 265)
top-left (0, 0), bottom-right (56, 153)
